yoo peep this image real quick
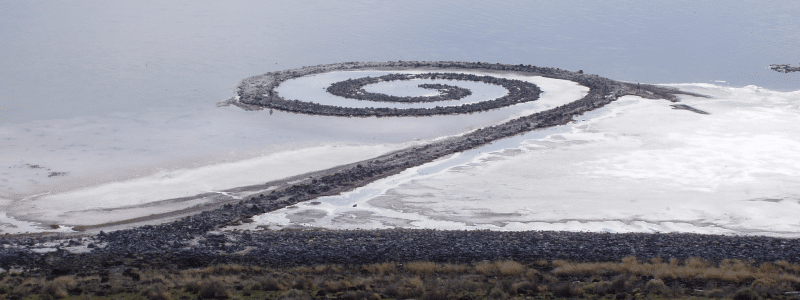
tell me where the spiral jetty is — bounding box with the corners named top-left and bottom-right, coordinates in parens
top-left (7, 61), bottom-right (783, 280)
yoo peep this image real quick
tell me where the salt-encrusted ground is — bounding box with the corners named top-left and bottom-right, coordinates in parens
top-left (8, 144), bottom-right (408, 229)
top-left (240, 84), bottom-right (800, 237)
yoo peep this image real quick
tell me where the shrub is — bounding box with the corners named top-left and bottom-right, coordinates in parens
top-left (312, 264), bottom-right (344, 274)
top-left (497, 260), bottom-right (525, 276)
top-left (486, 287), bottom-right (509, 299)
top-left (440, 263), bottom-right (469, 274)
top-left (200, 278), bottom-right (232, 299)
top-left (383, 284), bottom-right (400, 298)
top-left (322, 279), bottom-right (353, 293)
top-left (611, 275), bottom-right (632, 293)
top-left (291, 276), bottom-right (315, 290)
top-left (475, 261), bottom-right (496, 276)
top-left (277, 289), bottom-right (311, 300)
top-left (260, 276), bottom-right (288, 291)
top-left (584, 281), bottom-right (613, 295)
top-left (397, 277), bottom-right (424, 298)
top-left (143, 284), bottom-right (171, 300)
top-left (398, 287), bottom-right (424, 298)
top-left (364, 262), bottom-right (395, 275)
top-left (524, 269), bottom-right (539, 279)
top-left (685, 257), bottom-right (712, 269)
top-left (645, 278), bottom-right (669, 295)
top-left (496, 279), bottom-right (514, 294)
top-left (541, 274), bottom-right (559, 284)
top-left (403, 276), bottom-right (424, 290)
top-left (43, 276), bottom-right (75, 299)
top-left (42, 282), bottom-right (68, 299)
top-left (183, 280), bottom-right (202, 293)
top-left (775, 260), bottom-right (800, 273)
top-left (340, 291), bottom-right (380, 300)
top-left (553, 283), bottom-right (584, 298)
top-left (510, 281), bottom-right (538, 295)
top-left (290, 266), bottom-right (313, 274)
top-left (404, 261), bottom-right (438, 274)
top-left (751, 277), bottom-right (778, 296)
top-left (732, 288), bottom-right (760, 300)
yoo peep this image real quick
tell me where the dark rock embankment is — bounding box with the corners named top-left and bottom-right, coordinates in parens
top-left (238, 61), bottom-right (702, 117)
top-left (0, 61), bottom-right (721, 276)
top-left (4, 229), bottom-right (800, 277)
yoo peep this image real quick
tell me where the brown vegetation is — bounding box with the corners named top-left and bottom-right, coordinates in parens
top-left (2, 257), bottom-right (800, 299)
top-left (552, 256), bottom-right (800, 284)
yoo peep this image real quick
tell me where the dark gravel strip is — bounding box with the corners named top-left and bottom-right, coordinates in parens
top-left (4, 230), bottom-right (800, 277)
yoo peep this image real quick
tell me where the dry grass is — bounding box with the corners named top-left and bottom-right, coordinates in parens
top-left (277, 288), bottom-right (311, 300)
top-left (497, 260), bottom-right (526, 275)
top-left (362, 262), bottom-right (395, 275)
top-left (441, 263), bottom-right (470, 274)
top-left (474, 260), bottom-right (495, 275)
top-left (201, 264), bottom-right (262, 275)
top-left (645, 278), bottom-right (670, 294)
top-left (553, 282), bottom-right (584, 298)
top-left (320, 279), bottom-right (352, 293)
top-left (313, 264), bottom-right (344, 274)
top-left (42, 276), bottom-right (72, 299)
top-left (475, 260), bottom-right (527, 276)
top-left (143, 284), bottom-right (171, 300)
top-left (403, 261), bottom-right (438, 274)
top-left (199, 277), bottom-right (232, 299)
top-left (2, 257), bottom-right (800, 299)
top-left (552, 255), bottom-right (800, 286)
top-left (259, 276), bottom-right (288, 291)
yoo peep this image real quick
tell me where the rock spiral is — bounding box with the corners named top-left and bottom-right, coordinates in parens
top-left (0, 61), bottom-right (718, 274)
